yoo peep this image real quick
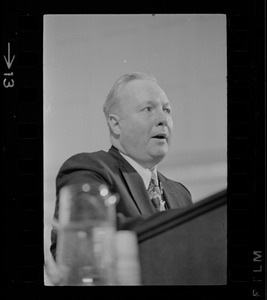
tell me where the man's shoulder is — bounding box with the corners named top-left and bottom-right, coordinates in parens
top-left (68, 150), bottom-right (110, 161)
top-left (64, 149), bottom-right (115, 165)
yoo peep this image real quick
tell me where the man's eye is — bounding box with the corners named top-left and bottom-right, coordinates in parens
top-left (164, 108), bottom-right (171, 114)
top-left (143, 107), bottom-right (152, 112)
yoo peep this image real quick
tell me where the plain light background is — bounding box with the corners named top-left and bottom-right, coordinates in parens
top-left (44, 14), bottom-right (227, 276)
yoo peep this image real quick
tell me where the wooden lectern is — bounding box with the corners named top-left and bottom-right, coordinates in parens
top-left (134, 189), bottom-right (227, 285)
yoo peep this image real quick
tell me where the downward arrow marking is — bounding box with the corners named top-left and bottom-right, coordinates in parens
top-left (4, 42), bottom-right (15, 69)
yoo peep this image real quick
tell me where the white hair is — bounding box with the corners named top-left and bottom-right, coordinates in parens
top-left (103, 72), bottom-right (158, 119)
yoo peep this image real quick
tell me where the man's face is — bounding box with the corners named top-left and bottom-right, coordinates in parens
top-left (117, 79), bottom-right (173, 168)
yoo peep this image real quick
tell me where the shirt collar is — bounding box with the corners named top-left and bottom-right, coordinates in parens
top-left (119, 152), bottom-right (157, 189)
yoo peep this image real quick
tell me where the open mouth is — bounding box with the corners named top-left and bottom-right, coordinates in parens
top-left (152, 134), bottom-right (167, 140)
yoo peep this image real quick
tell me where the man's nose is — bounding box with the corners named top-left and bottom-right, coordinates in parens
top-left (156, 109), bottom-right (168, 126)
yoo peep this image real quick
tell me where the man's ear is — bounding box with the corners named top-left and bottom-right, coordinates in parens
top-left (108, 113), bottom-right (121, 135)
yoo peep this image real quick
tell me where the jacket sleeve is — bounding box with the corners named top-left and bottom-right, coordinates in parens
top-left (50, 152), bottom-right (113, 260)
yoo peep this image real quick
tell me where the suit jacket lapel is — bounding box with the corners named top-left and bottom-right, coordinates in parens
top-left (158, 172), bottom-right (182, 209)
top-left (120, 169), bottom-right (156, 214)
top-left (108, 146), bottom-right (156, 215)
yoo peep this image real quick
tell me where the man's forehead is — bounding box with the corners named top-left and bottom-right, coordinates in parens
top-left (120, 79), bottom-right (169, 102)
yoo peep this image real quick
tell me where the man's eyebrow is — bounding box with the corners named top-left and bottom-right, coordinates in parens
top-left (139, 99), bottom-right (156, 107)
top-left (162, 101), bottom-right (171, 108)
top-left (145, 100), bottom-right (156, 105)
top-left (163, 102), bottom-right (171, 106)
top-left (139, 99), bottom-right (171, 108)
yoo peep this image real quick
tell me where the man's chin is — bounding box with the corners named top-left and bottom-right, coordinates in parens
top-left (150, 148), bottom-right (168, 162)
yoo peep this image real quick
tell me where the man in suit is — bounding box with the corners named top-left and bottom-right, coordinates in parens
top-left (50, 72), bottom-right (192, 260)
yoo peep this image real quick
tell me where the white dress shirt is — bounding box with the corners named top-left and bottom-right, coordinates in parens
top-left (119, 152), bottom-right (157, 189)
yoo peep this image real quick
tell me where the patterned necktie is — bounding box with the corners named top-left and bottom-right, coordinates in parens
top-left (147, 171), bottom-right (166, 211)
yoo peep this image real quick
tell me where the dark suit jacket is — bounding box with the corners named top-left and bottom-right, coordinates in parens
top-left (50, 146), bottom-right (192, 259)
